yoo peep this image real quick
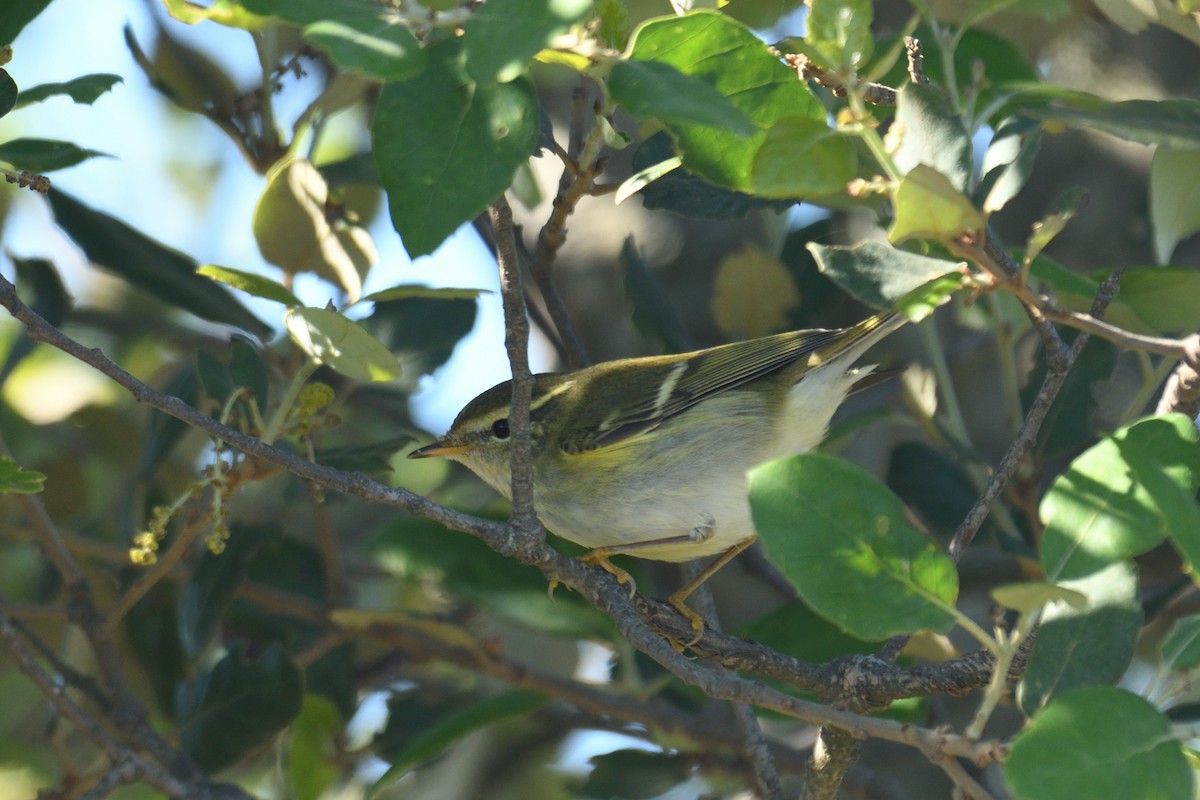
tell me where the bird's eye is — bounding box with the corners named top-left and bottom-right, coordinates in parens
top-left (491, 418), bottom-right (510, 439)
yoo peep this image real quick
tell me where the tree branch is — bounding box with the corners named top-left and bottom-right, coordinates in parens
top-left (0, 274), bottom-right (1006, 774)
top-left (490, 195), bottom-right (543, 549)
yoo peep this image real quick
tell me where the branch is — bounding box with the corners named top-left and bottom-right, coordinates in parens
top-left (0, 611), bottom-right (243, 800)
top-left (1155, 335), bottom-right (1200, 417)
top-left (527, 87), bottom-right (614, 368)
top-left (684, 566), bottom-right (784, 800)
top-left (490, 196), bottom-right (543, 549)
top-left (781, 50), bottom-right (897, 105)
top-left (0, 274), bottom-right (1006, 772)
top-left (956, 232), bottom-right (1193, 363)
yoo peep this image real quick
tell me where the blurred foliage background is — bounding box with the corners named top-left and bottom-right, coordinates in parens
top-left (2, 0), bottom-right (1200, 798)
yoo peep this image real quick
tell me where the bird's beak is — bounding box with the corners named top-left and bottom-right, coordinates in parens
top-left (408, 440), bottom-right (472, 459)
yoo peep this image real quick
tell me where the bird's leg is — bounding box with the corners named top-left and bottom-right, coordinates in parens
top-left (578, 522), bottom-right (720, 599)
top-left (668, 536), bottom-right (756, 647)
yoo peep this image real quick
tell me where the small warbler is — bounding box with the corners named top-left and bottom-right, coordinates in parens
top-left (410, 311), bottom-right (906, 629)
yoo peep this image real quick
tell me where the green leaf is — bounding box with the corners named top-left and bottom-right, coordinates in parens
top-left (15, 73), bottom-right (123, 107)
top-left (977, 116), bottom-right (1042, 214)
top-left (615, 155), bottom-right (682, 205)
top-left (0, 257), bottom-right (73, 385)
top-left (284, 307), bottom-right (402, 382)
top-left (0, 0), bottom-right (53, 45)
top-left (737, 600), bottom-right (882, 663)
top-left (1115, 266), bottom-right (1200, 333)
top-left (594, 0), bottom-right (632, 49)
top-left (253, 158), bottom-right (374, 302)
top-left (1026, 97), bottom-right (1200, 149)
top-left (626, 11), bottom-right (827, 197)
top-left (371, 691), bottom-right (545, 795)
top-left (317, 436), bottom-right (413, 474)
top-left (1040, 416), bottom-right (1200, 581)
top-left (628, 133), bottom-right (793, 219)
top-left (304, 12), bottom-right (425, 80)
top-left (991, 582), bottom-right (1087, 614)
top-left (136, 363), bottom-right (200, 479)
top-left (13, 255), bottom-right (70, 326)
top-left (1018, 562), bottom-right (1142, 714)
top-left (1151, 146), bottom-right (1200, 263)
top-left (178, 642), bottom-right (304, 772)
top-left (1010, 0), bottom-right (1071, 18)
top-left (1007, 687), bottom-right (1192, 800)
top-left (122, 585), bottom-right (187, 714)
top-left (0, 455), bottom-right (46, 494)
top-left (195, 350), bottom-right (235, 409)
top-left (809, 241), bottom-right (963, 313)
top-left (372, 38), bottom-right (538, 257)
top-left (289, 696), bottom-right (342, 800)
top-left (583, 750), bottom-right (692, 800)
top-left (607, 58), bottom-right (754, 134)
top-left (806, 0), bottom-right (874, 72)
top-left (462, 0), bottom-right (591, 83)
top-left (0, 69), bottom-right (16, 120)
top-left (1024, 186), bottom-right (1089, 266)
top-left (888, 165), bottom-right (985, 244)
top-left (162, 0), bottom-right (267, 27)
top-left (887, 442), bottom-right (983, 538)
top-left (362, 294), bottom-right (477, 377)
top-left (230, 340), bottom-right (270, 416)
top-left (0, 138), bottom-right (110, 171)
top-left (893, 83), bottom-right (972, 191)
top-left (198, 264), bottom-right (301, 306)
top-left (10, 255), bottom-right (72, 391)
top-left (749, 454), bottom-right (959, 639)
top-left (748, 116), bottom-right (857, 198)
top-left (240, 0), bottom-right (392, 26)
top-left (359, 285), bottom-right (490, 303)
top-left (47, 190), bottom-right (270, 336)
top-left (1161, 615), bottom-right (1200, 672)
top-left (178, 526), bottom-right (267, 659)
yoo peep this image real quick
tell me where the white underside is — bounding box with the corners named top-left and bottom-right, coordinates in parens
top-left (530, 360), bottom-right (874, 561)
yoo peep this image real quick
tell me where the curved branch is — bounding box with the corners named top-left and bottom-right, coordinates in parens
top-left (0, 274), bottom-right (1005, 772)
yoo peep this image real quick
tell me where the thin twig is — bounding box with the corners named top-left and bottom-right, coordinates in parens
top-left (0, 612), bottom-right (194, 798)
top-left (958, 232), bottom-right (1190, 363)
top-left (905, 36), bottom-right (929, 85)
top-left (780, 50), bottom-right (897, 105)
top-left (948, 267), bottom-right (1122, 563)
top-left (530, 150), bottom-right (602, 368)
top-left (1155, 336), bottom-right (1200, 417)
top-left (489, 196), bottom-right (542, 549)
top-left (683, 563), bottom-right (784, 800)
top-left (936, 754), bottom-right (998, 800)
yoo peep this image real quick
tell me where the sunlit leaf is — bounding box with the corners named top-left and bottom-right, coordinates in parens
top-left (888, 165), bottom-right (985, 244)
top-left (15, 73), bottom-right (122, 107)
top-left (372, 38), bottom-right (538, 256)
top-left (0, 455), bottom-right (46, 494)
top-left (750, 454), bottom-right (958, 639)
top-left (198, 264), bottom-right (301, 306)
top-left (1008, 687), bottom-right (1191, 800)
top-left (0, 138), bottom-right (109, 171)
top-left (285, 307), bottom-right (402, 382)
